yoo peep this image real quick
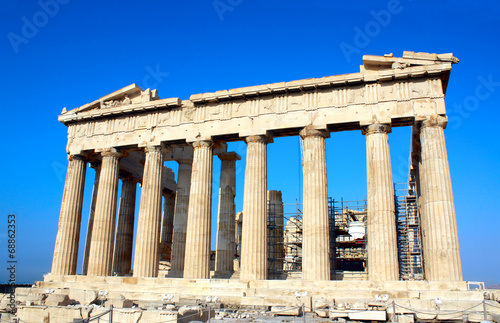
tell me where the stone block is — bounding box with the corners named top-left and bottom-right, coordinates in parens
top-left (48, 306), bottom-right (87, 323)
top-left (178, 305), bottom-right (212, 323)
top-left (0, 293), bottom-right (10, 310)
top-left (69, 289), bottom-right (97, 305)
top-left (348, 310), bottom-right (387, 321)
top-left (0, 313), bottom-right (16, 322)
top-left (141, 309), bottom-right (178, 322)
top-left (240, 296), bottom-right (266, 306)
top-left (408, 290), bottom-right (420, 299)
top-left (301, 295), bottom-right (312, 312)
top-left (329, 310), bottom-right (349, 319)
top-left (61, 275), bottom-right (77, 282)
top-left (270, 306), bottom-right (302, 316)
top-left (106, 298), bottom-right (134, 308)
top-left (44, 274), bottom-right (61, 282)
top-left (161, 293), bottom-right (180, 304)
top-left (489, 290), bottom-right (500, 302)
top-left (468, 313), bottom-right (493, 322)
top-left (315, 308), bottom-right (329, 317)
top-left (15, 287), bottom-right (30, 305)
top-left (415, 312), bottom-right (437, 320)
top-left (398, 314), bottom-right (415, 323)
top-left (352, 301), bottom-right (368, 310)
top-left (99, 308), bottom-right (143, 322)
top-left (45, 294), bottom-right (71, 306)
top-left (17, 306), bottom-right (50, 323)
top-left (25, 293), bottom-right (46, 306)
top-left (368, 301), bottom-right (387, 310)
top-left (261, 297), bottom-right (289, 306)
top-left (313, 298), bottom-right (331, 309)
top-left (428, 281), bottom-right (467, 291)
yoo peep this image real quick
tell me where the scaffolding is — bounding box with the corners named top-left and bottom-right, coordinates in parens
top-left (280, 203), bottom-right (303, 275)
top-left (329, 198), bottom-right (368, 278)
top-left (267, 198), bottom-right (369, 279)
top-left (267, 200), bottom-right (286, 278)
top-left (394, 182), bottom-right (424, 280)
top-left (264, 188), bottom-right (423, 281)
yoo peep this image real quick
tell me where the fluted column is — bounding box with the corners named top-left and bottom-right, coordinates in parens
top-left (267, 190), bottom-right (284, 278)
top-left (363, 123), bottom-right (399, 281)
top-left (160, 191), bottom-right (176, 261)
top-left (215, 152), bottom-right (240, 274)
top-left (235, 212), bottom-right (243, 272)
top-left (183, 140), bottom-right (213, 279)
top-left (133, 146), bottom-right (164, 278)
top-left (241, 135), bottom-right (270, 280)
top-left (87, 149), bottom-right (121, 276)
top-left (82, 162), bottom-right (100, 275)
top-left (51, 154), bottom-right (87, 275)
top-left (170, 159), bottom-right (193, 277)
top-left (112, 175), bottom-right (137, 276)
top-left (418, 115), bottom-right (462, 281)
top-left (300, 127), bottom-right (331, 281)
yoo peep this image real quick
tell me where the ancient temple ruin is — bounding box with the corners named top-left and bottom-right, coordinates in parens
top-left (15, 51), bottom-right (500, 322)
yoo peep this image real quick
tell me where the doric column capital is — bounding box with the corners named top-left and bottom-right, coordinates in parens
top-left (100, 148), bottom-right (123, 158)
top-left (68, 154), bottom-right (87, 162)
top-left (119, 171), bottom-right (139, 183)
top-left (218, 151), bottom-right (241, 161)
top-left (362, 122), bottom-right (391, 135)
top-left (244, 135), bottom-right (272, 145)
top-left (192, 140), bottom-right (213, 149)
top-left (299, 126), bottom-right (330, 139)
top-left (143, 145), bottom-right (169, 156)
top-left (420, 115), bottom-right (448, 129)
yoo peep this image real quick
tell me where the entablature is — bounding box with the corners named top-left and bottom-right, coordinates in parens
top-left (60, 51), bottom-right (458, 155)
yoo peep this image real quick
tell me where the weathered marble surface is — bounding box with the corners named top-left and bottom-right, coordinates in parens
top-left (59, 51), bottom-right (456, 155)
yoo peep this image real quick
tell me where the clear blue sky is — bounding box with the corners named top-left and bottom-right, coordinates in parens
top-left (0, 0), bottom-right (499, 286)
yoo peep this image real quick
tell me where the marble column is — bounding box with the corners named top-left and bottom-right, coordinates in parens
top-left (363, 123), bottom-right (399, 281)
top-left (215, 152), bottom-right (240, 275)
top-left (418, 115), bottom-right (462, 281)
top-left (300, 127), bottom-right (331, 281)
top-left (183, 140), bottom-right (213, 279)
top-left (234, 212), bottom-right (243, 272)
top-left (159, 191), bottom-right (176, 261)
top-left (87, 149), bottom-right (121, 276)
top-left (133, 146), bottom-right (164, 278)
top-left (51, 154), bottom-right (87, 275)
top-left (82, 162), bottom-right (100, 275)
top-left (267, 190), bottom-right (284, 278)
top-left (112, 175), bottom-right (137, 276)
top-left (241, 135), bottom-right (270, 280)
top-left (170, 159), bottom-right (193, 276)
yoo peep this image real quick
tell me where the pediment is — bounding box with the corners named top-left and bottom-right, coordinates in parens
top-left (62, 84), bottom-right (159, 115)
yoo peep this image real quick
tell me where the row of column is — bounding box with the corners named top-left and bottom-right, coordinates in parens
top-left (363, 118), bottom-right (461, 281)
top-left (52, 115), bottom-right (462, 281)
top-left (52, 147), bottom-right (168, 278)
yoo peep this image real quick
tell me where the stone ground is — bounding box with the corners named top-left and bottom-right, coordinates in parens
top-left (211, 315), bottom-right (333, 322)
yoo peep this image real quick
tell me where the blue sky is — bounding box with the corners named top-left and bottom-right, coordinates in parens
top-left (0, 0), bottom-right (499, 286)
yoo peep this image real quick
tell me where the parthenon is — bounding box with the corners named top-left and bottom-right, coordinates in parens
top-left (16, 51), bottom-right (496, 322)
